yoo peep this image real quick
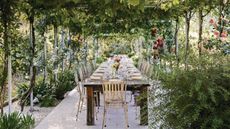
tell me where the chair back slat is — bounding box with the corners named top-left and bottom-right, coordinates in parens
top-left (102, 80), bottom-right (127, 103)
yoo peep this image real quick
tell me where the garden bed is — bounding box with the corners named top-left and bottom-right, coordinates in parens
top-left (3, 101), bottom-right (57, 126)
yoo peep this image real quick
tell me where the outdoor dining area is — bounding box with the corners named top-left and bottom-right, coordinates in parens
top-left (74, 55), bottom-right (151, 129)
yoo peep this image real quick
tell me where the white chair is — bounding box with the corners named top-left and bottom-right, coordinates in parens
top-left (102, 80), bottom-right (129, 129)
top-left (75, 68), bottom-right (85, 121)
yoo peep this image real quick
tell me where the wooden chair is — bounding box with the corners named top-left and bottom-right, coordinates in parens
top-left (102, 80), bottom-right (129, 129)
top-left (75, 67), bottom-right (99, 121)
top-left (74, 72), bottom-right (82, 121)
top-left (86, 62), bottom-right (101, 107)
top-left (86, 63), bottom-right (94, 77)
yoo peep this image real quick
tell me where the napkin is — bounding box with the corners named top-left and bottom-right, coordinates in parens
top-left (131, 73), bottom-right (142, 76)
top-left (109, 79), bottom-right (122, 82)
top-left (96, 71), bottom-right (105, 73)
top-left (90, 76), bottom-right (102, 80)
top-left (93, 73), bottom-right (104, 76)
top-left (131, 76), bottom-right (142, 80)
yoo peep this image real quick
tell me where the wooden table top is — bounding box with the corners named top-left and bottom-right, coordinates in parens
top-left (83, 56), bottom-right (150, 88)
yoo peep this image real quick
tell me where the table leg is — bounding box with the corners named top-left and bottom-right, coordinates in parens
top-left (87, 87), bottom-right (95, 125)
top-left (97, 91), bottom-right (100, 106)
top-left (94, 91), bottom-right (100, 107)
top-left (140, 86), bottom-right (148, 125)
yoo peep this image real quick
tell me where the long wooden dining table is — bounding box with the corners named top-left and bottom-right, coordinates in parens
top-left (83, 57), bottom-right (150, 126)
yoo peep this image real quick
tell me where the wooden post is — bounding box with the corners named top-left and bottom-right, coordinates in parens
top-left (140, 86), bottom-right (148, 125)
top-left (87, 87), bottom-right (95, 125)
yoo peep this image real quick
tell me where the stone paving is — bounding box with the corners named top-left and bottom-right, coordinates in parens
top-left (35, 89), bottom-right (148, 129)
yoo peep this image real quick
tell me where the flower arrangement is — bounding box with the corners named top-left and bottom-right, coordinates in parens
top-left (114, 56), bottom-right (121, 62)
top-left (111, 56), bottom-right (121, 78)
top-left (112, 56), bottom-right (121, 71)
top-left (112, 62), bottom-right (120, 71)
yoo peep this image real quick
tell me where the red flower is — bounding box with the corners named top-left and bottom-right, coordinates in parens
top-left (157, 37), bottom-right (164, 47)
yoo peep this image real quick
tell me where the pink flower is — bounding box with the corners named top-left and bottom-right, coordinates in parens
top-left (221, 31), bottom-right (228, 37)
top-left (209, 18), bottom-right (215, 24)
top-left (221, 31), bottom-right (228, 41)
top-left (213, 31), bottom-right (220, 38)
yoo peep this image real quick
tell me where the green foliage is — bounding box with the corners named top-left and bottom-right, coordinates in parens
top-left (18, 70), bottom-right (76, 106)
top-left (17, 83), bottom-right (30, 105)
top-left (204, 39), bottom-right (230, 55)
top-left (53, 70), bottom-right (75, 100)
top-left (0, 112), bottom-right (35, 129)
top-left (39, 94), bottom-right (57, 107)
top-left (96, 56), bottom-right (106, 64)
top-left (150, 54), bottom-right (230, 129)
top-left (35, 77), bottom-right (58, 107)
top-left (131, 55), bottom-right (139, 66)
top-left (17, 76), bottom-right (58, 107)
top-left (11, 33), bottom-right (30, 74)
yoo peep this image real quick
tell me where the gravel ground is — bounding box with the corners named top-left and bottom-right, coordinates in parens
top-left (3, 101), bottom-right (55, 126)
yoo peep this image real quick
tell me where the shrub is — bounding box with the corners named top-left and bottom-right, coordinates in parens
top-left (17, 83), bottom-right (30, 105)
top-left (39, 94), bottom-right (57, 107)
top-left (17, 76), bottom-right (58, 107)
top-left (35, 77), bottom-right (58, 107)
top-left (96, 56), bottom-right (105, 64)
top-left (0, 112), bottom-right (35, 129)
top-left (53, 70), bottom-right (75, 100)
top-left (131, 55), bottom-right (139, 67)
top-left (150, 55), bottom-right (230, 129)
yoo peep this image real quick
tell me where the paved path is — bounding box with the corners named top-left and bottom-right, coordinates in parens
top-left (35, 89), bottom-right (148, 129)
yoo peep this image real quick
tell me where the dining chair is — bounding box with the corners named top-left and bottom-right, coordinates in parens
top-left (102, 80), bottom-right (129, 129)
top-left (86, 63), bottom-right (94, 77)
top-left (75, 66), bottom-right (99, 121)
top-left (140, 62), bottom-right (147, 74)
top-left (91, 61), bottom-right (97, 71)
top-left (74, 72), bottom-right (83, 121)
top-left (87, 62), bottom-right (101, 107)
top-left (143, 63), bottom-right (151, 76)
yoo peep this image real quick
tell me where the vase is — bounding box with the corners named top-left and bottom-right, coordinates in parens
top-left (112, 69), bottom-right (117, 79)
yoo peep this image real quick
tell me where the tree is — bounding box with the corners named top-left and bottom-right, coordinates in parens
top-left (19, 0), bottom-right (37, 112)
top-left (0, 0), bottom-right (18, 114)
top-left (197, 0), bottom-right (216, 56)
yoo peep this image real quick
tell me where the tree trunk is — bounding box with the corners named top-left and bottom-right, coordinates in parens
top-left (84, 37), bottom-right (88, 64)
top-left (53, 24), bottom-right (58, 81)
top-left (67, 29), bottom-right (72, 69)
top-left (174, 18), bottom-right (179, 65)
top-left (43, 33), bottom-right (47, 83)
top-left (184, 11), bottom-right (191, 70)
top-left (218, 0), bottom-right (224, 37)
top-left (8, 39), bottom-right (13, 113)
top-left (96, 37), bottom-right (99, 59)
top-left (93, 36), bottom-right (96, 64)
top-left (60, 29), bottom-right (65, 72)
top-left (20, 17), bottom-right (36, 112)
top-left (0, 18), bottom-right (9, 115)
top-left (198, 9), bottom-right (203, 56)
